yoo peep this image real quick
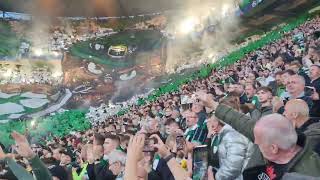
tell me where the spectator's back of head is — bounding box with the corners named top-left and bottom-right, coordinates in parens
top-left (254, 114), bottom-right (298, 163)
top-left (284, 99), bottom-right (309, 127)
top-left (48, 165), bottom-right (68, 180)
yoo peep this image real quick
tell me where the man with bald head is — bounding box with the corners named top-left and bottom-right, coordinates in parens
top-left (196, 94), bottom-right (320, 178)
top-left (254, 114), bottom-right (301, 164)
top-left (249, 114), bottom-right (320, 178)
top-left (284, 99), bottom-right (319, 131)
top-left (284, 99), bottom-right (320, 153)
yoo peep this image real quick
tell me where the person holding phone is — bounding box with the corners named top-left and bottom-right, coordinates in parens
top-left (124, 134), bottom-right (190, 180)
top-left (153, 134), bottom-right (190, 180)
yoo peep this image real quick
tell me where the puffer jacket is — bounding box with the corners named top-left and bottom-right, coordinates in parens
top-left (212, 124), bottom-right (254, 180)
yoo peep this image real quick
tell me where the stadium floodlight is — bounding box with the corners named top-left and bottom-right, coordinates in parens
top-left (178, 17), bottom-right (198, 34)
top-left (52, 71), bottom-right (63, 78)
top-left (52, 51), bottom-right (60, 57)
top-left (3, 69), bottom-right (12, 77)
top-left (34, 48), bottom-right (44, 56)
top-left (30, 120), bottom-right (36, 128)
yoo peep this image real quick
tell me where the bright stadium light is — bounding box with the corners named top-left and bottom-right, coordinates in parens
top-left (30, 120), bottom-right (36, 127)
top-left (52, 51), bottom-right (60, 57)
top-left (34, 48), bottom-right (43, 56)
top-left (3, 69), bottom-right (12, 77)
top-left (208, 53), bottom-right (215, 59)
top-left (179, 17), bottom-right (198, 34)
top-left (222, 4), bottom-right (231, 17)
top-left (52, 71), bottom-right (62, 78)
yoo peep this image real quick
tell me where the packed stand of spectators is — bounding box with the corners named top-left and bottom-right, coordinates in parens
top-left (48, 26), bottom-right (115, 51)
top-left (1, 15), bottom-right (320, 180)
top-left (0, 67), bottom-right (63, 85)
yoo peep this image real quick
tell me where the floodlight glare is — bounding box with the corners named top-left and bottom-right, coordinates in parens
top-left (179, 17), bottom-right (198, 34)
top-left (34, 49), bottom-right (43, 56)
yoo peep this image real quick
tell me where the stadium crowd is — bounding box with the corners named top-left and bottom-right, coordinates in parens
top-left (1, 14), bottom-right (320, 180)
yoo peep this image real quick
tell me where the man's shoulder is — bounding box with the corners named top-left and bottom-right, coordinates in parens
top-left (304, 122), bottom-right (320, 136)
top-left (290, 138), bottom-right (320, 176)
top-left (311, 77), bottom-right (320, 84)
top-left (291, 150), bottom-right (320, 176)
top-left (261, 106), bottom-right (273, 114)
top-left (298, 96), bottom-right (313, 105)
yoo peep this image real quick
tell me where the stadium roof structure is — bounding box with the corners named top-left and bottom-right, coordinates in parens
top-left (0, 0), bottom-right (319, 38)
top-left (0, 0), bottom-right (217, 17)
top-left (236, 0), bottom-right (320, 39)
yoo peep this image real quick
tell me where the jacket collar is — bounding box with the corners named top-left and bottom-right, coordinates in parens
top-left (297, 118), bottom-right (320, 133)
top-left (311, 76), bottom-right (320, 83)
top-left (219, 124), bottom-right (232, 134)
top-left (260, 106), bottom-right (272, 112)
top-left (289, 92), bottom-right (305, 100)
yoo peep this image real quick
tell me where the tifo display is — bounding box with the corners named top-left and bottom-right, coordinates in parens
top-left (0, 0), bottom-right (320, 180)
top-left (108, 45), bottom-right (128, 58)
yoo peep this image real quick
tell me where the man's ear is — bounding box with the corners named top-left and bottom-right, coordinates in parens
top-left (270, 144), bottom-right (279, 154)
top-left (115, 161), bottom-right (121, 168)
top-left (292, 112), bottom-right (299, 119)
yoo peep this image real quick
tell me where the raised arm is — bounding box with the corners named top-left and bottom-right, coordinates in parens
top-left (215, 104), bottom-right (256, 142)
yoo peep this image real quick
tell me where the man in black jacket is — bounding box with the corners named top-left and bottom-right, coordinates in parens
top-left (283, 99), bottom-right (320, 154)
top-left (276, 75), bottom-right (314, 116)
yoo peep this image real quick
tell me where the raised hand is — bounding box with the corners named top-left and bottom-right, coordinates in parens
top-left (272, 97), bottom-right (284, 112)
top-left (11, 131), bottom-right (35, 159)
top-left (150, 134), bottom-right (170, 158)
top-left (195, 91), bottom-right (218, 110)
top-left (207, 166), bottom-right (216, 180)
top-left (127, 134), bottom-right (145, 162)
top-left (0, 145), bottom-right (6, 160)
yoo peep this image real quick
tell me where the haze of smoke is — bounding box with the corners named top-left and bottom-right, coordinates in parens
top-left (110, 79), bottom-right (141, 104)
top-left (164, 0), bottom-right (241, 72)
top-left (110, 73), bottom-right (162, 104)
top-left (28, 17), bottom-right (51, 52)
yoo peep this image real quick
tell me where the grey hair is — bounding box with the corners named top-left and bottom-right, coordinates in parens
top-left (292, 75), bottom-right (305, 86)
top-left (257, 114), bottom-right (297, 150)
top-left (108, 150), bottom-right (126, 165)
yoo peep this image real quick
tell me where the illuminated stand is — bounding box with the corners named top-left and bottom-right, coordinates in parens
top-left (107, 45), bottom-right (128, 58)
